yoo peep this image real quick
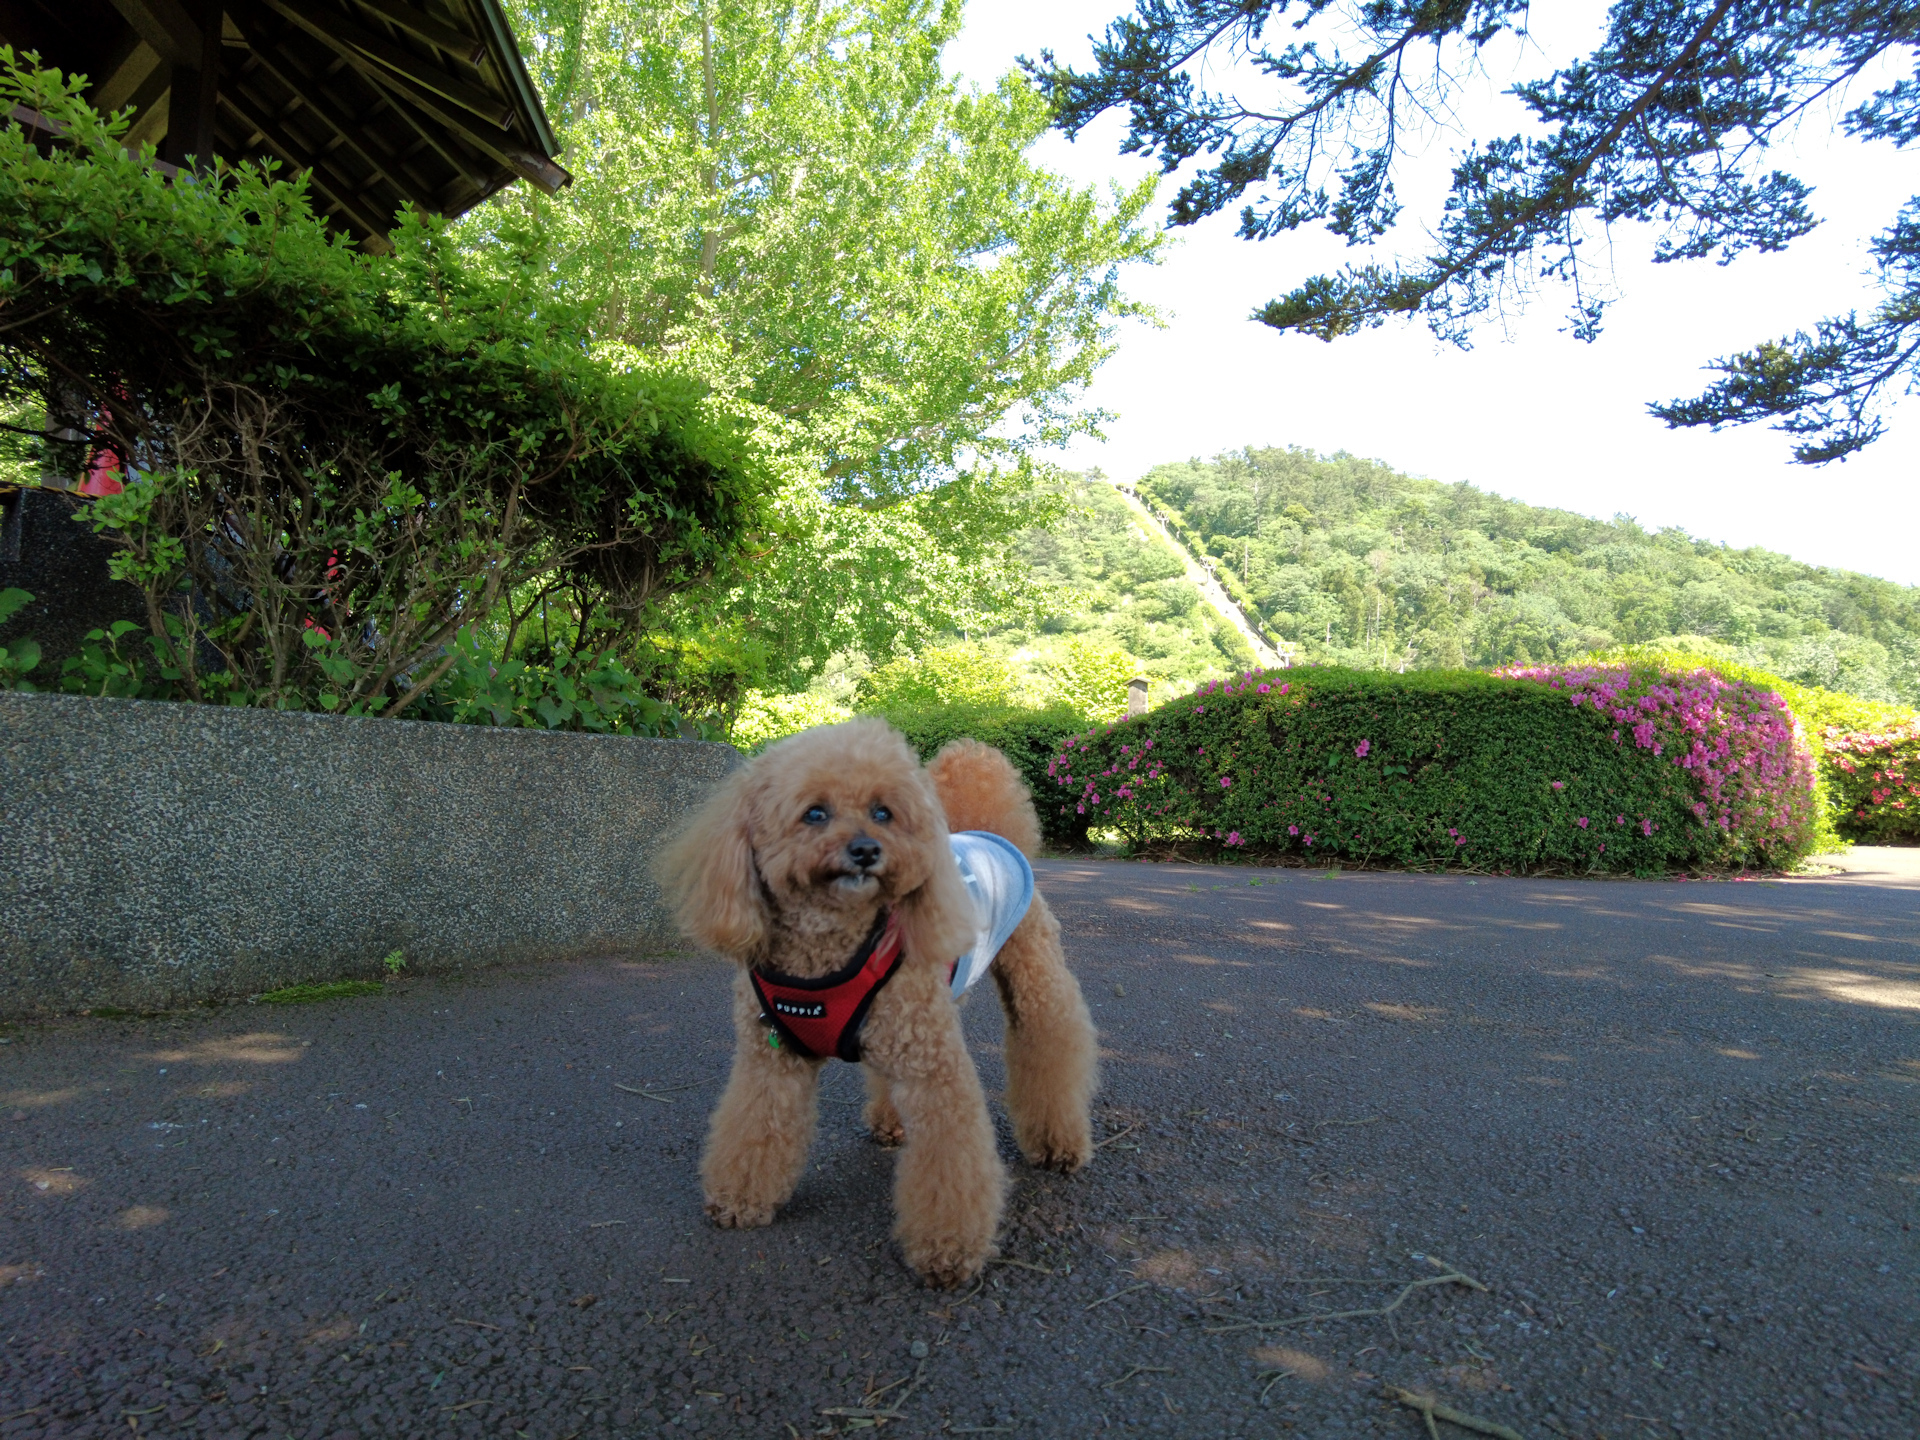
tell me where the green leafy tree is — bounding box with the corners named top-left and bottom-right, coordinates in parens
top-left (1031, 1), bottom-right (1920, 462)
top-left (477, 0), bottom-right (1162, 689)
top-left (1036, 635), bottom-right (1140, 720)
top-left (855, 641), bottom-right (1023, 711)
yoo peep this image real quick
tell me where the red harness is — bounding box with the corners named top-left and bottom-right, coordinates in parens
top-left (750, 911), bottom-right (906, 1062)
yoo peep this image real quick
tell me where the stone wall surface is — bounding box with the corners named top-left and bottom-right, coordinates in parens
top-left (0, 691), bottom-right (740, 1015)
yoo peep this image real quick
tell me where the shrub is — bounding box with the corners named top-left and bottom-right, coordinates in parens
top-left (1035, 637), bottom-right (1140, 721)
top-left (0, 59), bottom-right (780, 719)
top-left (872, 701), bottom-right (1090, 847)
top-left (855, 643), bottom-right (1022, 711)
top-left (1586, 644), bottom-right (1917, 848)
top-left (1495, 663), bottom-right (1815, 866)
top-left (1821, 722), bottom-right (1920, 842)
top-left (730, 690), bottom-right (855, 753)
top-left (1051, 662), bottom-right (1814, 872)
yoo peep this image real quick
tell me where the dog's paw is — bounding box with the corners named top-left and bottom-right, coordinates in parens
top-left (905, 1240), bottom-right (993, 1290)
top-left (863, 1099), bottom-right (905, 1147)
top-left (1025, 1141), bottom-right (1091, 1174)
top-left (704, 1196), bottom-right (776, 1229)
top-left (1015, 1119), bottom-right (1093, 1175)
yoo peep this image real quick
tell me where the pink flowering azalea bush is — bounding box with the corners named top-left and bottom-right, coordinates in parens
top-left (1820, 721), bottom-right (1920, 842)
top-left (1047, 662), bottom-right (1815, 872)
top-left (1495, 663), bottom-right (1816, 867)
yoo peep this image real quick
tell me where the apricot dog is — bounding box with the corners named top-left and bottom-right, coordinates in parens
top-left (658, 720), bottom-right (1099, 1286)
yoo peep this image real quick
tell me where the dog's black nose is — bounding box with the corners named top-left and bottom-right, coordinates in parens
top-left (847, 835), bottom-right (883, 870)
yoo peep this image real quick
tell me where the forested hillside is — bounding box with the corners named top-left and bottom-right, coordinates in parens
top-left (996, 479), bottom-right (1254, 684)
top-left (1137, 447), bottom-right (1920, 706)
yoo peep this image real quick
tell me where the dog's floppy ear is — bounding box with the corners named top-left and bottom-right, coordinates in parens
top-left (895, 780), bottom-right (977, 976)
top-left (656, 767), bottom-right (767, 959)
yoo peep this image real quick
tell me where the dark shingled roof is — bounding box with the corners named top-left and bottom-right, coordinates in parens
top-left (0, 0), bottom-right (570, 247)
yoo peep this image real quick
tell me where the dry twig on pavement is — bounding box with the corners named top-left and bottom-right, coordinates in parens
top-left (1202, 1265), bottom-right (1487, 1334)
top-left (1102, 1364), bottom-right (1174, 1389)
top-left (1382, 1385), bottom-right (1525, 1440)
top-left (988, 1258), bottom-right (1056, 1275)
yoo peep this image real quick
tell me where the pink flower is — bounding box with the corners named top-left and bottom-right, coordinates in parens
top-left (1257, 683), bottom-right (1270, 693)
top-left (1288, 825), bottom-right (1299, 836)
top-left (1225, 831), bottom-right (1243, 846)
top-left (1551, 780), bottom-right (1565, 791)
top-left (1355, 740), bottom-right (1371, 758)
top-left (1220, 776), bottom-right (1233, 788)
top-left (1577, 816), bottom-right (1589, 828)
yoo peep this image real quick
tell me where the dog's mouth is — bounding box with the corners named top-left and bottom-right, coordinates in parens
top-left (828, 870), bottom-right (881, 898)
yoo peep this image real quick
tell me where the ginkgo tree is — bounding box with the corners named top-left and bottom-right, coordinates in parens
top-left (474, 0), bottom-right (1161, 702)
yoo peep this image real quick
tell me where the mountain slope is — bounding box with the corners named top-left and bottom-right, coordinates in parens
top-left (1137, 446), bottom-right (1920, 706)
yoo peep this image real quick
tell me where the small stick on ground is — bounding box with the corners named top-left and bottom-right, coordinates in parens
top-left (988, 1258), bottom-right (1055, 1275)
top-left (860, 1373), bottom-right (912, 1407)
top-left (1102, 1365), bottom-right (1174, 1390)
top-left (1257, 1370), bottom-right (1292, 1403)
top-left (1313, 1115), bottom-right (1385, 1130)
top-left (1202, 1267), bottom-right (1487, 1334)
top-left (1085, 1282), bottom-right (1148, 1311)
top-left (1095, 1123), bottom-right (1141, 1149)
top-left (1382, 1386), bottom-right (1524, 1440)
top-left (614, 1084), bottom-right (683, 1103)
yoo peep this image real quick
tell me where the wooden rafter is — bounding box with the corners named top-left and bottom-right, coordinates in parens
top-left (5, 0), bottom-right (569, 246)
top-left (263, 0), bottom-right (513, 130)
top-left (225, 3), bottom-right (436, 210)
top-left (219, 86), bottom-right (392, 242)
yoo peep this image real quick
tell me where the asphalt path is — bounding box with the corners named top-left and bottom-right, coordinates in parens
top-left (4, 852), bottom-right (1918, 1440)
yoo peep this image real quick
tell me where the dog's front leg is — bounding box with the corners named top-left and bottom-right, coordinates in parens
top-left (700, 971), bottom-right (824, 1228)
top-left (860, 1063), bottom-right (904, 1145)
top-left (862, 971), bottom-right (1006, 1287)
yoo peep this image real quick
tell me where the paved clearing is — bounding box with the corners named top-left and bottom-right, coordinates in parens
top-left (4, 852), bottom-right (1918, 1440)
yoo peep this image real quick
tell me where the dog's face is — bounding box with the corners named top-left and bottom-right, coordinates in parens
top-left (660, 719), bottom-right (975, 972)
top-left (747, 723), bottom-right (946, 918)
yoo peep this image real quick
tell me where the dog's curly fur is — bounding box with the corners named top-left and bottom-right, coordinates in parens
top-left (657, 718), bottom-right (1099, 1287)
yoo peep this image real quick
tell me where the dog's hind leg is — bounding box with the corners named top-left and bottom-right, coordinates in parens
top-left (861, 1063), bottom-right (904, 1145)
top-left (700, 972), bottom-right (824, 1228)
top-left (990, 894), bottom-right (1098, 1173)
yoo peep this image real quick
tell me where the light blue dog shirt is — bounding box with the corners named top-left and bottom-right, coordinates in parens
top-left (947, 830), bottom-right (1034, 997)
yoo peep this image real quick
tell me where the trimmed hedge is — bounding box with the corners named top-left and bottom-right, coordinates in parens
top-left (1587, 644), bottom-right (1917, 848)
top-left (871, 702), bottom-right (1090, 847)
top-left (1822, 721), bottom-right (1920, 842)
top-left (1049, 664), bottom-right (1815, 872)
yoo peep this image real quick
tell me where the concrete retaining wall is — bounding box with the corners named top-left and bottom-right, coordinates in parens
top-left (0, 691), bottom-right (740, 1015)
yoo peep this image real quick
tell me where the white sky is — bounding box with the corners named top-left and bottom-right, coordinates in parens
top-left (944, 1), bottom-right (1920, 586)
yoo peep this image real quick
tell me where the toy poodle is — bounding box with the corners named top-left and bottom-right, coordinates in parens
top-left (658, 719), bottom-right (1100, 1286)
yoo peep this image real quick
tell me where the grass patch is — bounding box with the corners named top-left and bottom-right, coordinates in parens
top-left (259, 980), bottom-right (385, 1005)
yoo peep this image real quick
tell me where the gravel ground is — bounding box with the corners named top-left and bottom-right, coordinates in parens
top-left (3, 852), bottom-right (1917, 1440)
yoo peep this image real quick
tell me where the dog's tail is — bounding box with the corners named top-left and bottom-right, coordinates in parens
top-left (925, 738), bottom-right (1042, 859)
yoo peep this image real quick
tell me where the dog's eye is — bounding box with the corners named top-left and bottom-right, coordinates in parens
top-left (802, 805), bottom-right (830, 825)
top-left (870, 803), bottom-right (892, 824)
